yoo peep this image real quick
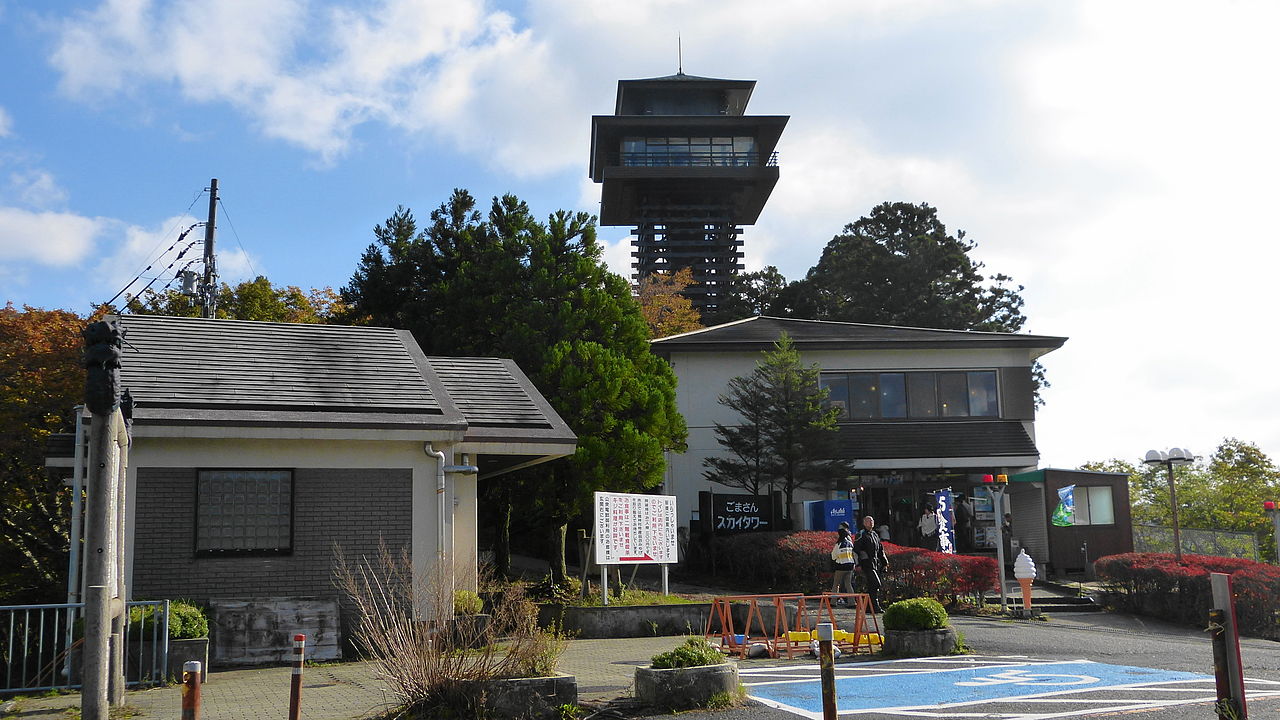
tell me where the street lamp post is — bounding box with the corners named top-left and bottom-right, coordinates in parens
top-left (1265, 501), bottom-right (1280, 563)
top-left (1143, 448), bottom-right (1195, 563)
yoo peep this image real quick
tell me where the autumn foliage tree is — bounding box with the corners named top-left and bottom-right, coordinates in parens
top-left (0, 303), bottom-right (96, 602)
top-left (126, 276), bottom-right (344, 322)
top-left (635, 268), bottom-right (702, 338)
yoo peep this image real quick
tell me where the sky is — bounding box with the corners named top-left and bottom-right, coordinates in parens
top-left (1, 0), bottom-right (1277, 472)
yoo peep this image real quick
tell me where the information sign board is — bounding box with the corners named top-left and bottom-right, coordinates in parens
top-left (594, 492), bottom-right (678, 564)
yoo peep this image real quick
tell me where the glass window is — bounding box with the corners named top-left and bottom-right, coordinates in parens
top-left (197, 469), bottom-right (292, 554)
top-left (848, 374), bottom-right (877, 418)
top-left (879, 373), bottom-right (906, 418)
top-left (938, 372), bottom-right (969, 417)
top-left (820, 374), bottom-right (850, 419)
top-left (968, 371), bottom-right (998, 416)
top-left (1084, 486), bottom-right (1114, 525)
top-left (908, 373), bottom-right (937, 418)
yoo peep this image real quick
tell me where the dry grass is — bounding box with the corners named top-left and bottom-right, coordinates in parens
top-left (334, 545), bottom-right (565, 718)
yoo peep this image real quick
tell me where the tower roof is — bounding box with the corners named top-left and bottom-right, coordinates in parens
top-left (615, 72), bottom-right (757, 116)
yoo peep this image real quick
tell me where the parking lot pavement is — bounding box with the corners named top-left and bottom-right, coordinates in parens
top-left (740, 655), bottom-right (1280, 719)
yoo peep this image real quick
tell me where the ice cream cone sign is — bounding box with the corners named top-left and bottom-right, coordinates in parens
top-left (1013, 550), bottom-right (1037, 610)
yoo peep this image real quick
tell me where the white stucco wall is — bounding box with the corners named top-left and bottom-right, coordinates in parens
top-left (661, 346), bottom-right (1042, 527)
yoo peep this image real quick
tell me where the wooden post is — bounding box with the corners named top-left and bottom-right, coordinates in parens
top-left (817, 622), bottom-right (838, 720)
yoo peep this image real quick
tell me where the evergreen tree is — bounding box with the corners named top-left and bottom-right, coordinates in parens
top-left (790, 202), bottom-right (1027, 332)
top-left (342, 192), bottom-right (687, 580)
top-left (703, 334), bottom-right (854, 517)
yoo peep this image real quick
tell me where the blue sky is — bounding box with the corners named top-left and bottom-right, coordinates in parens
top-left (2, 0), bottom-right (1278, 471)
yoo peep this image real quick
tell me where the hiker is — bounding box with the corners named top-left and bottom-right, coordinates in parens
top-left (855, 515), bottom-right (890, 612)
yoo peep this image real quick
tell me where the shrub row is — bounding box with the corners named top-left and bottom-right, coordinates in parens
top-left (691, 531), bottom-right (997, 604)
top-left (1094, 553), bottom-right (1280, 639)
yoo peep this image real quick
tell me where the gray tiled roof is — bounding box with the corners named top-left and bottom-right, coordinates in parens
top-left (832, 421), bottom-right (1038, 460)
top-left (652, 316), bottom-right (1067, 353)
top-left (113, 315), bottom-right (573, 439)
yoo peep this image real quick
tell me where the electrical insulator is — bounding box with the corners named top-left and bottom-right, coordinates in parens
top-left (180, 270), bottom-right (198, 296)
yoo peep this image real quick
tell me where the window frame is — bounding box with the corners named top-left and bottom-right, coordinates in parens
top-left (1071, 485), bottom-right (1116, 526)
top-left (819, 369), bottom-right (1001, 421)
top-left (194, 468), bottom-right (295, 557)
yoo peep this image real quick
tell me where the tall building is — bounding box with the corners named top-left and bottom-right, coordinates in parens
top-left (589, 72), bottom-right (788, 315)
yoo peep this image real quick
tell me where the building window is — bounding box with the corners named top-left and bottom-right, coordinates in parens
top-left (820, 370), bottom-right (1000, 420)
top-left (619, 136), bottom-right (759, 167)
top-left (196, 469), bottom-right (293, 555)
top-left (1073, 486), bottom-right (1115, 526)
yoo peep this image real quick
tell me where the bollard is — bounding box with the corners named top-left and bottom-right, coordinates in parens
top-left (1208, 609), bottom-right (1240, 719)
top-left (289, 634), bottom-right (306, 720)
top-left (181, 661), bottom-right (202, 720)
top-left (817, 622), bottom-right (838, 720)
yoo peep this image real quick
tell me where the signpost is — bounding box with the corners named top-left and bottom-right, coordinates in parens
top-left (594, 492), bottom-right (679, 604)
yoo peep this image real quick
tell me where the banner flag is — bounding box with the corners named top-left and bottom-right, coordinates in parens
top-left (934, 489), bottom-right (956, 554)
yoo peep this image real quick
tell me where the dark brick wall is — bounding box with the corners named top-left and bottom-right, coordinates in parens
top-left (132, 467), bottom-right (412, 603)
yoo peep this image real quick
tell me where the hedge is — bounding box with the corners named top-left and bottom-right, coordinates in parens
top-left (692, 531), bottom-right (997, 605)
top-left (1094, 552), bottom-right (1280, 639)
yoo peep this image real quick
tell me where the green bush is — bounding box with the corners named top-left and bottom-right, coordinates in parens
top-left (453, 589), bottom-right (483, 615)
top-left (882, 597), bottom-right (948, 631)
top-left (650, 637), bottom-right (725, 669)
top-left (129, 600), bottom-right (209, 640)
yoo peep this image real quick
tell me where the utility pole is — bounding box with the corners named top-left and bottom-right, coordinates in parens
top-left (201, 178), bottom-right (218, 318)
top-left (81, 321), bottom-right (127, 719)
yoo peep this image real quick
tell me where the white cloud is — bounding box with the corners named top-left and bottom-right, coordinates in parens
top-left (0, 106), bottom-right (11, 137)
top-left (0, 208), bottom-right (104, 265)
top-left (9, 170), bottom-right (69, 209)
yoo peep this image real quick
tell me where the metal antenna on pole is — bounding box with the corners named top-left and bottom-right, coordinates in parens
top-left (201, 178), bottom-right (219, 318)
top-left (678, 34), bottom-right (683, 75)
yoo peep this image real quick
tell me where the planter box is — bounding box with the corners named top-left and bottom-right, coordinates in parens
top-left (445, 613), bottom-right (492, 648)
top-left (537, 603), bottom-right (714, 639)
top-left (635, 662), bottom-right (739, 711)
top-left (482, 674), bottom-right (577, 720)
top-left (883, 627), bottom-right (957, 657)
top-left (536, 601), bottom-right (795, 639)
top-left (131, 638), bottom-right (210, 683)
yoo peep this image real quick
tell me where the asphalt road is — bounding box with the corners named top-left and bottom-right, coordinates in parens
top-left (634, 610), bottom-right (1280, 720)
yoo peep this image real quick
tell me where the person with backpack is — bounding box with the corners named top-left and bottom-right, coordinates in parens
top-left (829, 526), bottom-right (856, 604)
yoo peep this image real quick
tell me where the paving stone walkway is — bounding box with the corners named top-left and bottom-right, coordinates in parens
top-left (1, 636), bottom-right (684, 720)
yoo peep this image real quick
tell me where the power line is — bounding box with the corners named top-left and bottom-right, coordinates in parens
top-left (216, 197), bottom-right (258, 279)
top-left (103, 223), bottom-right (201, 309)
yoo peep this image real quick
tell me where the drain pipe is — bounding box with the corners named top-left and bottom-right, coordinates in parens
top-left (426, 444), bottom-right (447, 564)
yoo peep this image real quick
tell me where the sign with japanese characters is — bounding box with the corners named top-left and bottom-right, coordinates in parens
top-left (594, 492), bottom-right (678, 564)
top-left (712, 493), bottom-right (773, 533)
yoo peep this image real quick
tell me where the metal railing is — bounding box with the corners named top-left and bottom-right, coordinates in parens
top-left (1133, 524), bottom-right (1259, 561)
top-left (614, 150), bottom-right (778, 168)
top-left (1, 600), bottom-right (169, 694)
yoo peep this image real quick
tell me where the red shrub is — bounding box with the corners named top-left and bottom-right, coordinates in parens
top-left (1095, 552), bottom-right (1280, 637)
top-left (693, 531), bottom-right (996, 604)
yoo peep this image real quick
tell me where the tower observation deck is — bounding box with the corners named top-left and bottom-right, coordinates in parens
top-left (589, 72), bottom-right (788, 315)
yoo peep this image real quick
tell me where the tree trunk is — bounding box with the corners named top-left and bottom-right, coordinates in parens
top-left (547, 523), bottom-right (568, 585)
top-left (495, 498), bottom-right (512, 579)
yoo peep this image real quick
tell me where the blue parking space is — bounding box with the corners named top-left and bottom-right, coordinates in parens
top-left (745, 658), bottom-right (1212, 718)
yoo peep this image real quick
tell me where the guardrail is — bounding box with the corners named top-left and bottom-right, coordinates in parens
top-left (1, 600), bottom-right (169, 694)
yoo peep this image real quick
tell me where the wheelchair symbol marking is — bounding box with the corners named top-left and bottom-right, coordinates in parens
top-left (955, 669), bottom-right (1099, 687)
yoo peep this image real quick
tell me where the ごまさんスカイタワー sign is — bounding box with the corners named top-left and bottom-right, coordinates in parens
top-left (594, 492), bottom-right (678, 564)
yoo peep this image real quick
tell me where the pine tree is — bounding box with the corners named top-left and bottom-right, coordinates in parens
top-left (704, 334), bottom-right (854, 517)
